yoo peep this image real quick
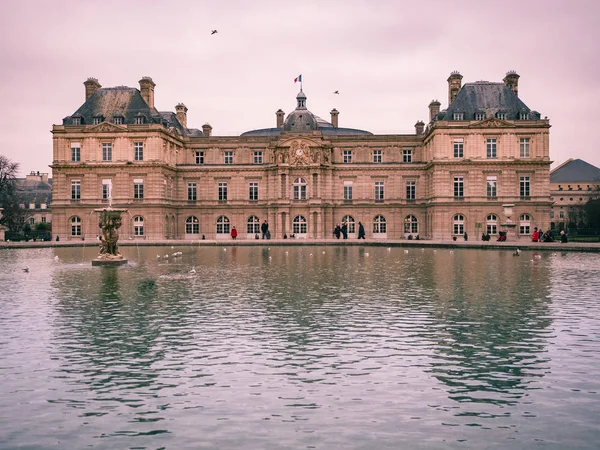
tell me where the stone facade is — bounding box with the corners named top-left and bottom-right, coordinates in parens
top-left (51, 73), bottom-right (552, 241)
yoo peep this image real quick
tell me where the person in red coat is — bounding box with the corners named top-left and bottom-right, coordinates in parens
top-left (231, 226), bottom-right (238, 240)
top-left (531, 227), bottom-right (539, 242)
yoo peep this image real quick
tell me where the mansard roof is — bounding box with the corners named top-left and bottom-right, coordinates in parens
top-left (550, 158), bottom-right (600, 183)
top-left (440, 82), bottom-right (540, 121)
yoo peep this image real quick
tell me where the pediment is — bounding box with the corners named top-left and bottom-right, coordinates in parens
top-left (469, 118), bottom-right (515, 128)
top-left (86, 122), bottom-right (128, 133)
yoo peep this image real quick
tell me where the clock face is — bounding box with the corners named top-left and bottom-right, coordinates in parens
top-left (296, 148), bottom-right (304, 156)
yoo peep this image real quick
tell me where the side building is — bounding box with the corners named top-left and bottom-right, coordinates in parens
top-left (50, 73), bottom-right (551, 241)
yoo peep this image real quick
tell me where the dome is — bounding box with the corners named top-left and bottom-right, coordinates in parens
top-left (283, 89), bottom-right (320, 132)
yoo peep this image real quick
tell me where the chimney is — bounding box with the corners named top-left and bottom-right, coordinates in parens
top-left (202, 123), bottom-right (212, 137)
top-left (447, 71), bottom-right (463, 105)
top-left (415, 120), bottom-right (425, 135)
top-left (503, 70), bottom-right (520, 97)
top-left (175, 103), bottom-right (188, 128)
top-left (139, 76), bottom-right (156, 108)
top-left (330, 108), bottom-right (339, 128)
top-left (276, 109), bottom-right (285, 128)
top-left (84, 77), bottom-right (101, 101)
top-left (428, 100), bottom-right (441, 122)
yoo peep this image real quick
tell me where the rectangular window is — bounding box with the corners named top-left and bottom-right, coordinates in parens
top-left (403, 149), bottom-right (412, 163)
top-left (102, 179), bottom-right (112, 200)
top-left (93, 117), bottom-right (102, 125)
top-left (41, 216), bottom-right (47, 223)
top-left (195, 151), bottom-right (204, 165)
top-left (496, 112), bottom-right (506, 120)
top-left (134, 142), bottom-right (144, 161)
top-left (375, 181), bottom-right (384, 200)
top-left (253, 151), bottom-right (263, 164)
top-left (224, 151), bottom-right (233, 164)
top-left (475, 112), bottom-right (485, 121)
top-left (519, 112), bottom-right (529, 120)
top-left (114, 117), bottom-right (123, 125)
top-left (134, 179), bottom-right (144, 199)
top-left (72, 117), bottom-right (81, 125)
top-left (520, 176), bottom-right (530, 198)
top-left (343, 182), bottom-right (353, 200)
top-left (373, 150), bottom-right (382, 163)
top-left (453, 139), bottom-right (464, 158)
top-left (486, 138), bottom-right (497, 159)
top-left (134, 116), bottom-right (144, 125)
top-left (559, 210), bottom-right (565, 219)
top-left (453, 113), bottom-right (464, 120)
top-left (406, 181), bottom-right (416, 200)
top-left (343, 150), bottom-right (352, 163)
top-left (218, 182), bottom-right (228, 201)
top-left (249, 182), bottom-right (258, 201)
top-left (487, 176), bottom-right (497, 197)
top-left (187, 182), bottom-right (197, 201)
top-left (71, 180), bottom-right (80, 200)
top-left (454, 176), bottom-right (464, 197)
top-left (520, 138), bottom-right (530, 158)
top-left (71, 143), bottom-right (81, 162)
top-left (102, 142), bottom-right (112, 161)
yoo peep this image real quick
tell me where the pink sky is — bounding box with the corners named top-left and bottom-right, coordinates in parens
top-left (1, 0), bottom-right (599, 177)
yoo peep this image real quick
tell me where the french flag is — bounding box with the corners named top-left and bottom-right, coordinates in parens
top-left (294, 74), bottom-right (302, 83)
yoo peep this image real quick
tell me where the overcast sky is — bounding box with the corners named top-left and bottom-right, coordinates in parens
top-left (1, 0), bottom-right (599, 177)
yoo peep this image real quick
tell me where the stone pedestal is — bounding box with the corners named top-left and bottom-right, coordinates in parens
top-left (93, 208), bottom-right (128, 266)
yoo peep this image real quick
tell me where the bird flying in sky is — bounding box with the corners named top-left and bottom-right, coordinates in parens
top-left (211, 30), bottom-right (218, 35)
top-left (334, 90), bottom-right (339, 94)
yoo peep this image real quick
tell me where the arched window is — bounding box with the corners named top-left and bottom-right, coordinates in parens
top-left (70, 216), bottom-right (81, 236)
top-left (133, 216), bottom-right (144, 236)
top-left (216, 215), bottom-right (230, 234)
top-left (293, 215), bottom-right (307, 234)
top-left (486, 214), bottom-right (498, 235)
top-left (293, 177), bottom-right (307, 200)
top-left (373, 215), bottom-right (387, 234)
top-left (185, 216), bottom-right (199, 234)
top-left (453, 214), bottom-right (465, 235)
top-left (247, 215), bottom-right (260, 234)
top-left (341, 215), bottom-right (355, 234)
top-left (519, 214), bottom-right (531, 235)
top-left (404, 215), bottom-right (418, 234)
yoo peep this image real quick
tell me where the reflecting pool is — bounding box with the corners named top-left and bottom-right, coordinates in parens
top-left (1, 246), bottom-right (599, 449)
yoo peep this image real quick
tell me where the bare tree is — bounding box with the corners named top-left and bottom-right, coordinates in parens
top-left (0, 155), bottom-right (26, 232)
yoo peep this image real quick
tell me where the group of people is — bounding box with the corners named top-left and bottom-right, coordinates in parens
top-left (532, 227), bottom-right (568, 243)
top-left (333, 222), bottom-right (366, 239)
top-left (232, 220), bottom-right (271, 240)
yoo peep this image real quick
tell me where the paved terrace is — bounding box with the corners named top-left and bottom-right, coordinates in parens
top-left (2, 238), bottom-right (600, 253)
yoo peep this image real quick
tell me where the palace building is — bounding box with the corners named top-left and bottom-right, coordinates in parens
top-left (50, 72), bottom-right (551, 241)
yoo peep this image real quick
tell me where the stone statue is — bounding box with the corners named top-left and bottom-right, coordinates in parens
top-left (98, 210), bottom-right (123, 259)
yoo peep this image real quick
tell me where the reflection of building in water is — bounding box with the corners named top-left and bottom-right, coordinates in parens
top-left (51, 72), bottom-right (551, 241)
top-left (426, 250), bottom-right (553, 405)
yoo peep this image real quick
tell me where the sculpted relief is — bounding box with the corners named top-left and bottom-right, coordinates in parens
top-left (274, 139), bottom-right (330, 166)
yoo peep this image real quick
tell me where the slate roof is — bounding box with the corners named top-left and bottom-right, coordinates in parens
top-left (550, 159), bottom-right (600, 183)
top-left (439, 82), bottom-right (541, 121)
top-left (63, 87), bottom-right (200, 136)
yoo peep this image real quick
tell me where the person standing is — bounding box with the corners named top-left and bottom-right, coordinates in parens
top-left (341, 222), bottom-right (348, 239)
top-left (357, 222), bottom-right (365, 239)
top-left (334, 223), bottom-right (341, 239)
top-left (231, 226), bottom-right (238, 240)
top-left (261, 220), bottom-right (269, 239)
top-left (532, 227), bottom-right (539, 242)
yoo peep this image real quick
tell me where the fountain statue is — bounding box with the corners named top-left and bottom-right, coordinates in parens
top-left (92, 185), bottom-right (128, 266)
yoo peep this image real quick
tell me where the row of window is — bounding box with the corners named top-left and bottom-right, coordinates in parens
top-left (71, 116), bottom-right (146, 126)
top-left (452, 112), bottom-right (530, 121)
top-left (70, 177), bottom-right (534, 201)
top-left (67, 212), bottom-right (536, 238)
top-left (70, 142), bottom-right (145, 162)
top-left (453, 138), bottom-right (530, 159)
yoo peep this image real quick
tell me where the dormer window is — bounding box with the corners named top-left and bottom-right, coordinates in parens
top-left (568, 185), bottom-right (572, 190)
top-left (72, 117), bottom-right (81, 125)
top-left (113, 116), bottom-right (123, 125)
top-left (558, 185), bottom-right (563, 191)
top-left (496, 112), bottom-right (506, 120)
top-left (93, 115), bottom-right (104, 125)
top-left (519, 112), bottom-right (529, 120)
top-left (474, 112), bottom-right (485, 121)
top-left (134, 115), bottom-right (145, 125)
top-left (453, 113), bottom-right (464, 120)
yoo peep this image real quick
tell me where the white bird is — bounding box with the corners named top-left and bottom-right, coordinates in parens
top-left (449, 250), bottom-right (454, 254)
top-left (533, 254), bottom-right (541, 259)
top-left (421, 248), bottom-right (425, 252)
top-left (269, 256), bottom-right (272, 260)
top-left (322, 251), bottom-right (326, 254)
top-left (54, 255), bottom-right (59, 261)
top-left (189, 267), bottom-right (196, 274)
top-left (513, 249), bottom-right (521, 256)
top-left (433, 249), bottom-right (437, 253)
top-left (223, 248), bottom-right (227, 251)
top-left (404, 249), bottom-right (409, 254)
top-left (285, 251), bottom-right (289, 254)
top-left (365, 252), bottom-right (370, 257)
top-left (310, 253), bottom-right (313, 257)
top-left (157, 255), bottom-right (161, 259)
top-left (164, 254), bottom-right (169, 259)
top-left (387, 248), bottom-right (391, 251)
